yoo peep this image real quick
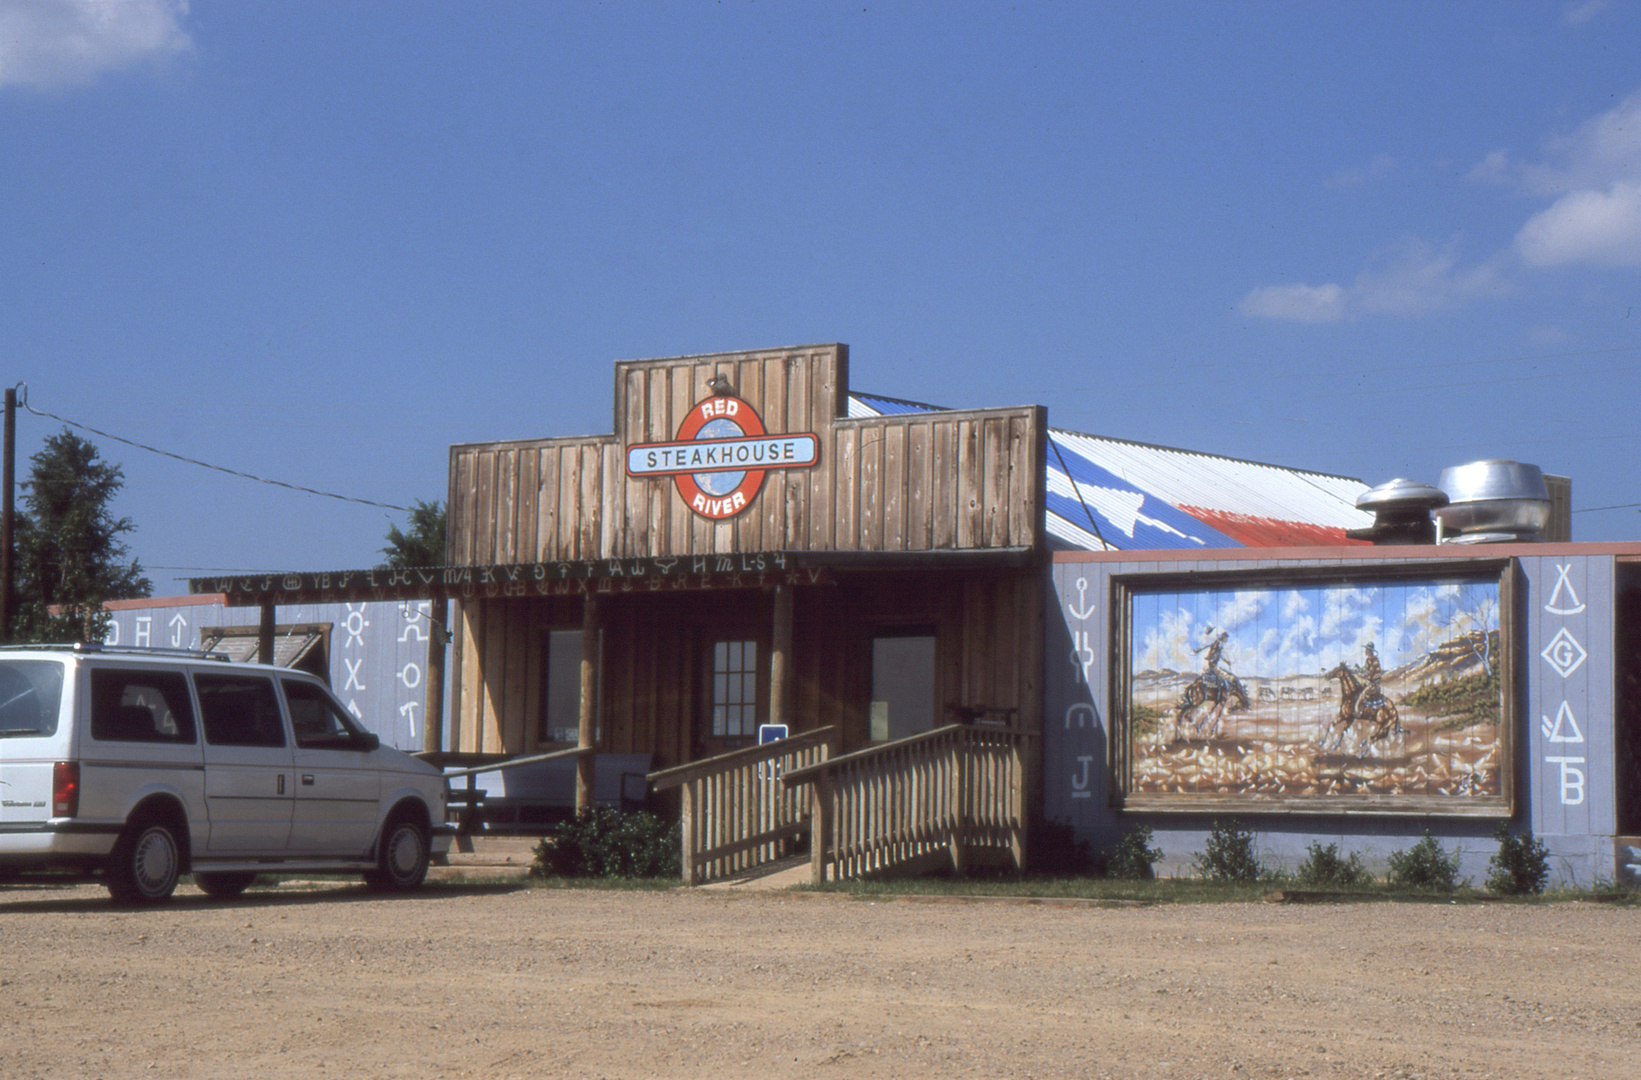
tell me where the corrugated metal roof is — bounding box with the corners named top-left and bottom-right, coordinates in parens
top-left (847, 392), bottom-right (943, 418)
top-left (199, 627), bottom-right (325, 667)
top-left (848, 392), bottom-right (1373, 550)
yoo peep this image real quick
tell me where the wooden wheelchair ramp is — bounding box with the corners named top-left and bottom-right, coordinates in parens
top-left (651, 724), bottom-right (1032, 887)
top-left (648, 728), bottom-right (837, 886)
top-left (783, 724), bottom-right (1033, 884)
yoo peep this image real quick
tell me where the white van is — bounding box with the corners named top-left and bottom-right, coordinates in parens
top-left (0, 644), bottom-right (450, 904)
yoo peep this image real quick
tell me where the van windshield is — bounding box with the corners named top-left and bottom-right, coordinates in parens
top-left (0, 661), bottom-right (66, 737)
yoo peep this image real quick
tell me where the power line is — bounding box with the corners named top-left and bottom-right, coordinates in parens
top-left (15, 384), bottom-right (411, 514)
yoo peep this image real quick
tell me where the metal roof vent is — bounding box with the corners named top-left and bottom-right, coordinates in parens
top-left (1434, 459), bottom-right (1550, 544)
top-left (1347, 478), bottom-right (1448, 545)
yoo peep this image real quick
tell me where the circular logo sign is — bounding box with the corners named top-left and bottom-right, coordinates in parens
top-left (625, 394), bottom-right (821, 520)
top-left (671, 395), bottom-right (768, 519)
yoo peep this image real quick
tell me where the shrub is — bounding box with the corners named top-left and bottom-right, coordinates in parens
top-left (1193, 819), bottom-right (1261, 882)
top-left (1295, 841), bottom-right (1371, 888)
top-left (1386, 830), bottom-right (1463, 892)
top-left (1106, 824), bottom-right (1163, 880)
top-left (533, 807), bottom-right (681, 879)
top-left (1486, 823), bottom-right (1550, 895)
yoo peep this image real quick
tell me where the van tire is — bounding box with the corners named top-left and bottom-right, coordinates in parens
top-left (106, 818), bottom-right (182, 905)
top-left (364, 815), bottom-right (429, 892)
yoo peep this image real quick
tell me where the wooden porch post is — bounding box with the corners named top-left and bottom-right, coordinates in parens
top-left (423, 598), bottom-right (448, 754)
top-left (258, 601), bottom-right (275, 667)
top-left (576, 594), bottom-right (600, 816)
top-left (769, 583), bottom-right (793, 729)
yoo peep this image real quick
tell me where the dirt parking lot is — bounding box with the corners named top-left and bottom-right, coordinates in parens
top-left (1, 878), bottom-right (1637, 1080)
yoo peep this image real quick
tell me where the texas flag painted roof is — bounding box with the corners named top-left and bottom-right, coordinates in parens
top-left (848, 392), bottom-right (1373, 551)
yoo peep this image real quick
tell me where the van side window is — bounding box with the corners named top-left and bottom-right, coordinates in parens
top-left (90, 669), bottom-right (196, 743)
top-left (282, 678), bottom-right (363, 748)
top-left (194, 673), bottom-right (286, 748)
top-left (0, 661), bottom-right (65, 738)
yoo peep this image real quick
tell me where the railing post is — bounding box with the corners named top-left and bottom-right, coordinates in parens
top-left (680, 781), bottom-right (697, 886)
top-left (949, 732), bottom-right (966, 875)
top-left (1010, 735), bottom-right (1027, 872)
top-left (809, 772), bottom-right (831, 886)
top-left (576, 595), bottom-right (600, 816)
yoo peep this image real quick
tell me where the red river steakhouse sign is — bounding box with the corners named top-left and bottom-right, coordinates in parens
top-left (626, 394), bottom-right (820, 519)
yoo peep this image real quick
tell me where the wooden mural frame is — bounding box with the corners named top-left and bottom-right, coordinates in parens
top-left (1110, 559), bottom-right (1517, 816)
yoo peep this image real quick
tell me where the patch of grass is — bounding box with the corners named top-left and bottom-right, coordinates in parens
top-left (797, 874), bottom-right (1278, 904)
top-left (792, 873), bottom-right (1636, 906)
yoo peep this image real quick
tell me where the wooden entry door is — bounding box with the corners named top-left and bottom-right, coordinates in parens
top-left (696, 635), bottom-right (765, 756)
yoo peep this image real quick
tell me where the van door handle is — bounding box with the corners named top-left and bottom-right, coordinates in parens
top-left (301, 774), bottom-right (315, 786)
top-left (277, 774), bottom-right (286, 795)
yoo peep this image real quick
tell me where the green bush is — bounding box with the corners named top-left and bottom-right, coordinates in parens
top-left (1386, 830), bottom-right (1463, 892)
top-left (1106, 824), bottom-right (1163, 880)
top-left (1193, 819), bottom-right (1261, 882)
top-left (1295, 841), bottom-right (1371, 888)
top-left (533, 807), bottom-right (681, 879)
top-left (1486, 823), bottom-right (1550, 895)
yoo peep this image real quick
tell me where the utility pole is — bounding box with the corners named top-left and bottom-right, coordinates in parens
top-left (1, 386), bottom-right (14, 643)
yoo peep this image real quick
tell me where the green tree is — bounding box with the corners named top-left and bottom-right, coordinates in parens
top-left (379, 499), bottom-right (447, 568)
top-left (12, 430), bottom-right (150, 643)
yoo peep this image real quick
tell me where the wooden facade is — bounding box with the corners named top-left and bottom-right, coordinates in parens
top-left (444, 345), bottom-right (1048, 776)
top-left (449, 345), bottom-right (1043, 564)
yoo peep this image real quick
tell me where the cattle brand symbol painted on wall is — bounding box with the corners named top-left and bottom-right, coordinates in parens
top-left (1540, 626), bottom-right (1588, 679)
top-left (626, 393), bottom-right (820, 519)
top-left (1118, 568), bottom-right (1510, 814)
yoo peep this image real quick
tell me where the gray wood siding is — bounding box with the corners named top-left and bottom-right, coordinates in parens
top-left (1046, 549), bottom-right (1623, 887)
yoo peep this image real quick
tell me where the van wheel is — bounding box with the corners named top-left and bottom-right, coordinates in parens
top-left (106, 819), bottom-right (181, 905)
top-left (364, 816), bottom-right (429, 892)
top-left (193, 872), bottom-right (257, 899)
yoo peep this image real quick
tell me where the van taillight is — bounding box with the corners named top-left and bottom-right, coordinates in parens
top-left (52, 762), bottom-right (79, 818)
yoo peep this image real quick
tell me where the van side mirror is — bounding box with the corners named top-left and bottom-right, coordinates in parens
top-left (354, 731), bottom-right (381, 752)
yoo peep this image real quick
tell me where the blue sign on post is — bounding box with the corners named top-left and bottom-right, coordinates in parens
top-left (757, 724), bottom-right (788, 779)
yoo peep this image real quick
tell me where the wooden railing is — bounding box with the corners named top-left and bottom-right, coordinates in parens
top-left (782, 724), bottom-right (1034, 885)
top-left (647, 728), bottom-right (837, 886)
top-left (420, 745), bottom-right (595, 834)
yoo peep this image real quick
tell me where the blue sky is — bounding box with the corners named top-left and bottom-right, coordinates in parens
top-left (1132, 578), bottom-right (1500, 675)
top-left (3, 1), bottom-right (1639, 588)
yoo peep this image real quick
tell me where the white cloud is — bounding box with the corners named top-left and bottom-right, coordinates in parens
top-left (1515, 180), bottom-right (1641, 267)
top-left (1239, 239), bottom-right (1508, 323)
top-left (1247, 87), bottom-right (1641, 320)
top-left (1474, 88), bottom-right (1641, 270)
top-left (0, 0), bottom-right (190, 91)
top-left (1563, 0), bottom-right (1612, 29)
top-left (1238, 282), bottom-right (1345, 323)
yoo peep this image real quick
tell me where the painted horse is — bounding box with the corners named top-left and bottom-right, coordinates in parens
top-left (1172, 673), bottom-right (1251, 741)
top-left (1321, 661), bottom-right (1403, 754)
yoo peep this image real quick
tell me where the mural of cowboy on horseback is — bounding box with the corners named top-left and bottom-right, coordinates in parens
top-left (1322, 642), bottom-right (1403, 754)
top-left (1173, 627), bottom-right (1250, 740)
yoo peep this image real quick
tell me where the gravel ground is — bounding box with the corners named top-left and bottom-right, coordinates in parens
top-left (1, 878), bottom-right (1637, 1080)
